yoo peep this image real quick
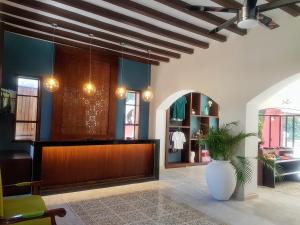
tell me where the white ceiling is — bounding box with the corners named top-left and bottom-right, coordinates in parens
top-left (261, 78), bottom-right (300, 111)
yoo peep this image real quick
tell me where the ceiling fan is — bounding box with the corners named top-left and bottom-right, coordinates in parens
top-left (187, 0), bottom-right (300, 33)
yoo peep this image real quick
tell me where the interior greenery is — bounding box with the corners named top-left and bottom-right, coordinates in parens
top-left (199, 121), bottom-right (278, 186)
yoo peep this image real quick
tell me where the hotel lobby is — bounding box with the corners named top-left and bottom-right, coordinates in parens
top-left (0, 0), bottom-right (300, 225)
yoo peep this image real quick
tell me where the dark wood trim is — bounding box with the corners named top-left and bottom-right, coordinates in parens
top-left (155, 0), bottom-right (247, 36)
top-left (266, 0), bottom-right (300, 17)
top-left (0, 22), bottom-right (3, 87)
top-left (0, 4), bottom-right (180, 59)
top-left (53, 0), bottom-right (209, 48)
top-left (210, 0), bottom-right (280, 29)
top-left (123, 90), bottom-right (141, 140)
top-left (0, 208), bottom-right (66, 225)
top-left (8, 0), bottom-right (194, 54)
top-left (0, 13), bottom-right (168, 62)
top-left (3, 24), bottom-right (160, 65)
top-left (102, 0), bottom-right (226, 42)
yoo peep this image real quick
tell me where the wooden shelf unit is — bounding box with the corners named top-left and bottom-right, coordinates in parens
top-left (165, 92), bottom-right (219, 169)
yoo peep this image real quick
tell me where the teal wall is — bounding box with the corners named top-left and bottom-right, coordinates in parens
top-left (115, 59), bottom-right (150, 139)
top-left (0, 32), bottom-right (53, 151)
top-left (0, 32), bottom-right (150, 151)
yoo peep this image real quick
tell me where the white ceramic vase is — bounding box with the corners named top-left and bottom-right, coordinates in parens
top-left (205, 160), bottom-right (237, 200)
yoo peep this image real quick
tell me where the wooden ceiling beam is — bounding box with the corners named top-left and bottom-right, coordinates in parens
top-left (7, 0), bottom-right (194, 54)
top-left (52, 0), bottom-right (210, 47)
top-left (102, 0), bottom-right (227, 42)
top-left (210, 0), bottom-right (242, 9)
top-left (154, 0), bottom-right (247, 36)
top-left (2, 24), bottom-right (160, 66)
top-left (266, 0), bottom-right (300, 17)
top-left (0, 13), bottom-right (168, 62)
top-left (0, 4), bottom-right (179, 59)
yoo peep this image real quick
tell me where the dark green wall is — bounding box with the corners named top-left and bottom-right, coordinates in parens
top-left (0, 32), bottom-right (53, 151)
top-left (0, 32), bottom-right (150, 151)
top-left (115, 59), bottom-right (150, 139)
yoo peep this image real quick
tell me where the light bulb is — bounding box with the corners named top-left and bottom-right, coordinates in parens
top-left (115, 86), bottom-right (127, 100)
top-left (44, 76), bottom-right (59, 92)
top-left (83, 82), bottom-right (96, 96)
top-left (142, 86), bottom-right (154, 102)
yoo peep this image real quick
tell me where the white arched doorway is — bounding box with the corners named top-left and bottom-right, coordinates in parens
top-left (155, 90), bottom-right (195, 170)
top-left (245, 72), bottom-right (300, 197)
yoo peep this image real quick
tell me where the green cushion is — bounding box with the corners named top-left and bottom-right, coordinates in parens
top-left (0, 170), bottom-right (3, 217)
top-left (4, 195), bottom-right (51, 225)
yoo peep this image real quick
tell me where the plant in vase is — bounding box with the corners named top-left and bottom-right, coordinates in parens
top-left (199, 121), bottom-right (275, 200)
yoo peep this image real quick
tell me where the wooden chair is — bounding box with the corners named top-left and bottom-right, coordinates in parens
top-left (0, 172), bottom-right (66, 225)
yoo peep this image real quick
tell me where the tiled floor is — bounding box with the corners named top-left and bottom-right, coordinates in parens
top-left (67, 190), bottom-right (225, 225)
top-left (43, 166), bottom-right (300, 225)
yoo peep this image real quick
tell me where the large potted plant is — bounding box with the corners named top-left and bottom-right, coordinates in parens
top-left (199, 121), bottom-right (256, 200)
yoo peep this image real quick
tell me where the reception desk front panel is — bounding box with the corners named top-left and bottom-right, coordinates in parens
top-left (32, 140), bottom-right (159, 193)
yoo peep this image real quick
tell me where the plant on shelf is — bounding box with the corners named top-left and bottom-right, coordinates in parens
top-left (199, 121), bottom-right (276, 200)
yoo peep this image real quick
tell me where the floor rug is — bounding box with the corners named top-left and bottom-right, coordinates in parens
top-left (68, 189), bottom-right (226, 225)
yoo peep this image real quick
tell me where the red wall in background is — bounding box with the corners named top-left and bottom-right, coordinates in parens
top-left (262, 109), bottom-right (281, 148)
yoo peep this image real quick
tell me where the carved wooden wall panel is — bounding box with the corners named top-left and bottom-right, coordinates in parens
top-left (52, 45), bottom-right (117, 140)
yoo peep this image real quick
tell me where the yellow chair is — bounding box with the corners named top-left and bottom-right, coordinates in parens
top-left (0, 172), bottom-right (66, 225)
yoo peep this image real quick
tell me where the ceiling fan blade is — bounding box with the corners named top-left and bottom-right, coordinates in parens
top-left (258, 0), bottom-right (300, 12)
top-left (258, 14), bottom-right (280, 29)
top-left (186, 5), bottom-right (238, 13)
top-left (210, 16), bottom-right (238, 34)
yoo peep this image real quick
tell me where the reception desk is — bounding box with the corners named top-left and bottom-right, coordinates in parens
top-left (32, 140), bottom-right (159, 194)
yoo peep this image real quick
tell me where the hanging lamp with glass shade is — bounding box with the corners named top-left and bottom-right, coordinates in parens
top-left (44, 23), bottom-right (60, 92)
top-left (115, 43), bottom-right (127, 100)
top-left (142, 50), bottom-right (154, 102)
top-left (83, 34), bottom-right (96, 96)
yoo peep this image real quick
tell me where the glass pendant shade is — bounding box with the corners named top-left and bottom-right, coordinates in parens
top-left (43, 76), bottom-right (59, 92)
top-left (142, 86), bottom-right (154, 102)
top-left (115, 86), bottom-right (127, 100)
top-left (83, 82), bottom-right (96, 96)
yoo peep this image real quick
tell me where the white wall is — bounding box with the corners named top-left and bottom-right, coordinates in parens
top-left (149, 14), bottom-right (300, 200)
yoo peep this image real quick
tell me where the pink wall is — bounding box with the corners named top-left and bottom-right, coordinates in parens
top-left (262, 109), bottom-right (281, 148)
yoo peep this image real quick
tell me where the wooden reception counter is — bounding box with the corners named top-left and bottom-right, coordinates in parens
top-left (31, 140), bottom-right (159, 194)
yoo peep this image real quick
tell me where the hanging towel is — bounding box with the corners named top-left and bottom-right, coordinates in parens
top-left (171, 96), bottom-right (187, 121)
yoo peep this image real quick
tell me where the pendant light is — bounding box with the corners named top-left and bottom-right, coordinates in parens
top-left (44, 23), bottom-right (59, 92)
top-left (83, 34), bottom-right (96, 96)
top-left (142, 50), bottom-right (154, 102)
top-left (115, 43), bottom-right (127, 100)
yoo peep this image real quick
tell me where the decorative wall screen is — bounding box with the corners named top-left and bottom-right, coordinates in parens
top-left (52, 45), bottom-right (117, 140)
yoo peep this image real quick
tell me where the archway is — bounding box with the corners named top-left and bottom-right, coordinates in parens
top-left (245, 72), bottom-right (300, 196)
top-left (155, 90), bottom-right (195, 170)
top-left (155, 89), bottom-right (220, 170)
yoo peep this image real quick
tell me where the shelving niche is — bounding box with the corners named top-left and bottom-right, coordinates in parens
top-left (165, 92), bottom-right (219, 169)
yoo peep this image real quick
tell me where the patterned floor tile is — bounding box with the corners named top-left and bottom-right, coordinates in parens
top-left (109, 203), bottom-right (136, 214)
top-left (67, 189), bottom-right (224, 225)
top-left (119, 192), bottom-right (145, 202)
top-left (130, 199), bottom-right (155, 209)
top-left (153, 213), bottom-right (182, 225)
top-left (185, 217), bottom-right (226, 225)
top-left (118, 210), bottom-right (150, 223)
top-left (173, 210), bottom-right (205, 223)
top-left (127, 220), bottom-right (157, 225)
top-left (94, 215), bottom-right (126, 225)
top-left (140, 206), bottom-right (169, 219)
top-left (99, 195), bottom-right (126, 206)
